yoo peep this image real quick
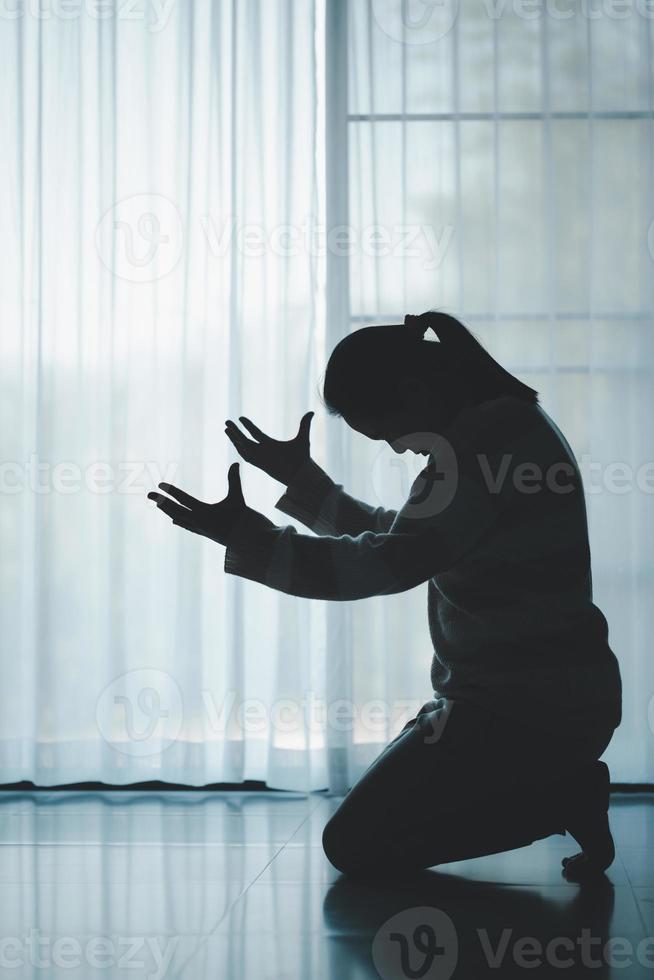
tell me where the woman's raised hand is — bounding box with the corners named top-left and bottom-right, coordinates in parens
top-left (224, 411), bottom-right (314, 486)
top-left (148, 462), bottom-right (247, 546)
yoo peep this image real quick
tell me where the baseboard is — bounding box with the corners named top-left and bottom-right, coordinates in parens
top-left (0, 780), bottom-right (651, 793)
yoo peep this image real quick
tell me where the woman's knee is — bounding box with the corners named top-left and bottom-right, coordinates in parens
top-left (322, 812), bottom-right (354, 874)
top-left (322, 809), bottom-right (378, 876)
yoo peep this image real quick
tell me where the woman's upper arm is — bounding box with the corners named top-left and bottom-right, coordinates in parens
top-left (275, 458), bottom-right (398, 536)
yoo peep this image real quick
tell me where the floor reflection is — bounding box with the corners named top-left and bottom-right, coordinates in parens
top-left (323, 870), bottom-right (624, 979)
top-left (0, 791), bottom-right (650, 978)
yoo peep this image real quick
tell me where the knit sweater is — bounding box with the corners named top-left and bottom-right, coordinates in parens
top-left (224, 396), bottom-right (622, 738)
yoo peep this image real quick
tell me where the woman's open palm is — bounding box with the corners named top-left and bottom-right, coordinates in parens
top-left (224, 411), bottom-right (314, 485)
top-left (148, 462), bottom-right (246, 546)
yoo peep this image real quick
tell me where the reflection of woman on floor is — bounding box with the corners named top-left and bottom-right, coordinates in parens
top-left (149, 311), bottom-right (622, 881)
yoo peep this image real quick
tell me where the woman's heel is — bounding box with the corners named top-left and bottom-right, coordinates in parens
top-left (561, 760), bottom-right (615, 880)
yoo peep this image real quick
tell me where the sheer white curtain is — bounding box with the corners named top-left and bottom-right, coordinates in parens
top-left (334, 0), bottom-right (654, 783)
top-left (0, 0), bottom-right (336, 789)
top-left (2, 0), bottom-right (653, 793)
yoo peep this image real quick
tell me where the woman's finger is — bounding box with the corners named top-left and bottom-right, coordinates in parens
top-left (158, 483), bottom-right (202, 509)
top-left (238, 416), bottom-right (269, 442)
top-left (147, 493), bottom-right (192, 522)
top-left (224, 424), bottom-right (256, 460)
top-left (297, 410), bottom-right (314, 443)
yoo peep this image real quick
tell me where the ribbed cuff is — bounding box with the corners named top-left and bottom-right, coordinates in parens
top-left (224, 541), bottom-right (274, 584)
top-left (222, 507), bottom-right (277, 561)
top-left (223, 513), bottom-right (291, 591)
top-left (274, 458), bottom-right (335, 527)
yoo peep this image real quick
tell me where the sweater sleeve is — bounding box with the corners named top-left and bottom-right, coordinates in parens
top-left (274, 458), bottom-right (398, 536)
top-left (223, 508), bottom-right (452, 601)
top-left (224, 396), bottom-right (548, 601)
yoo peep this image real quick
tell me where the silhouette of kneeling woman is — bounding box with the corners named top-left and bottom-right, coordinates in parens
top-left (149, 311), bottom-right (622, 882)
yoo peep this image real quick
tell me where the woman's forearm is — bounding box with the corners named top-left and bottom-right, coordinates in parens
top-left (224, 516), bottom-right (448, 601)
top-left (275, 457), bottom-right (399, 537)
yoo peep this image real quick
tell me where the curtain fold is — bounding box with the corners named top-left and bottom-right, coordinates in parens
top-left (1, 0), bottom-right (331, 789)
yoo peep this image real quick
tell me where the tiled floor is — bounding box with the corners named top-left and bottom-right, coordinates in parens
top-left (0, 791), bottom-right (653, 978)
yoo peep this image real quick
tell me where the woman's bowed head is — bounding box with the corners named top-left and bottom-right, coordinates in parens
top-left (320, 310), bottom-right (537, 456)
top-left (147, 310), bottom-right (539, 538)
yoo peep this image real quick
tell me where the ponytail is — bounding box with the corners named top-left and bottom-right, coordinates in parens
top-left (405, 311), bottom-right (539, 406)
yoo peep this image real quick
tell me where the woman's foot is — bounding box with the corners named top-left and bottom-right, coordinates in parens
top-left (561, 761), bottom-right (614, 881)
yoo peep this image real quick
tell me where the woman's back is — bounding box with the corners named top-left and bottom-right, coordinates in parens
top-left (418, 396), bottom-right (622, 738)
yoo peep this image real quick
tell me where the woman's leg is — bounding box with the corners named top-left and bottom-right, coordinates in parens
top-left (322, 699), bottom-right (551, 876)
top-left (322, 698), bottom-right (616, 878)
